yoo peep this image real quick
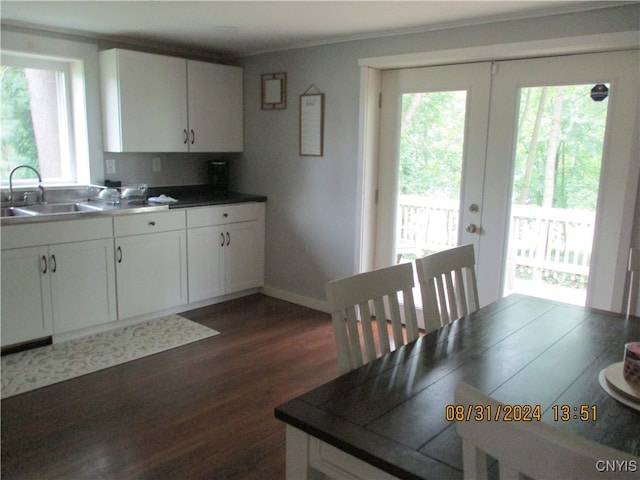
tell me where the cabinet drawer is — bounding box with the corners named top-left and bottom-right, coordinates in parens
top-left (114, 210), bottom-right (185, 236)
top-left (187, 203), bottom-right (263, 228)
top-left (1, 217), bottom-right (113, 250)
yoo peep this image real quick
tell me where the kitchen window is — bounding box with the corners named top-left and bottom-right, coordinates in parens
top-left (1, 53), bottom-right (78, 185)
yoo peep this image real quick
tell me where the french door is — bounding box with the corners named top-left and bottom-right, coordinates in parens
top-left (376, 62), bottom-right (491, 270)
top-left (375, 50), bottom-right (639, 312)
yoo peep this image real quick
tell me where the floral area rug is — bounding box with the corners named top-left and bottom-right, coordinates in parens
top-left (1, 315), bottom-right (219, 399)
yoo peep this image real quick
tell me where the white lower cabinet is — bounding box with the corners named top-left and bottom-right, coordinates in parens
top-left (114, 210), bottom-right (187, 319)
top-left (225, 220), bottom-right (264, 293)
top-left (1, 218), bottom-right (116, 346)
top-left (187, 203), bottom-right (265, 303)
top-left (1, 247), bottom-right (53, 346)
top-left (1, 202), bottom-right (264, 347)
top-left (49, 239), bottom-right (117, 334)
top-left (187, 225), bottom-right (225, 301)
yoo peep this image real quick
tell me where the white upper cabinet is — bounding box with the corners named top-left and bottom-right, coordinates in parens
top-left (100, 48), bottom-right (243, 153)
top-left (187, 60), bottom-right (243, 152)
top-left (100, 49), bottom-right (188, 152)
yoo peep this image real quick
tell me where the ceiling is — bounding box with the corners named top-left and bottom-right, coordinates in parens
top-left (0, 1), bottom-right (621, 58)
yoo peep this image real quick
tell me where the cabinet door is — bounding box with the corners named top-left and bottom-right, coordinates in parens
top-left (1, 247), bottom-right (53, 346)
top-left (101, 49), bottom-right (188, 152)
top-left (187, 226), bottom-right (225, 303)
top-left (116, 230), bottom-right (187, 319)
top-left (225, 221), bottom-right (264, 293)
top-left (187, 60), bottom-right (243, 152)
top-left (49, 239), bottom-right (117, 334)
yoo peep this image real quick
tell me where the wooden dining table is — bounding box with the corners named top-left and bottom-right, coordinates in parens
top-left (275, 294), bottom-right (640, 479)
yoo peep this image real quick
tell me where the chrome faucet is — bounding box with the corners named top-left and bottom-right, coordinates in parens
top-left (8, 165), bottom-right (46, 204)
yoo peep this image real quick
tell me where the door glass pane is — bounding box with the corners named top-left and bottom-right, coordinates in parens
top-left (395, 91), bottom-right (466, 263)
top-left (505, 84), bottom-right (608, 305)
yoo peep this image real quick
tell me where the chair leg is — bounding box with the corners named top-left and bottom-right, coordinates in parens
top-left (462, 440), bottom-right (488, 480)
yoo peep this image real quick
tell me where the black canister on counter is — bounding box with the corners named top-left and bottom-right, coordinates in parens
top-left (208, 161), bottom-right (230, 195)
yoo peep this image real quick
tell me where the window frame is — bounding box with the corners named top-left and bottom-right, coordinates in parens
top-left (1, 51), bottom-right (82, 186)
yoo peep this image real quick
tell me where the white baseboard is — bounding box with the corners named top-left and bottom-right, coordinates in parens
top-left (54, 288), bottom-right (327, 344)
top-left (260, 286), bottom-right (330, 313)
top-left (53, 309), bottom-right (181, 343)
top-left (182, 288), bottom-right (262, 311)
top-left (53, 288), bottom-right (262, 344)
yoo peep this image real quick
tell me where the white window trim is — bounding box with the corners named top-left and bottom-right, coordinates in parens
top-left (1, 28), bottom-right (104, 185)
top-left (2, 52), bottom-right (77, 185)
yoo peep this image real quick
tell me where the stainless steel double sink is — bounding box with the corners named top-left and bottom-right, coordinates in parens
top-left (1, 202), bottom-right (106, 217)
top-left (0, 200), bottom-right (169, 225)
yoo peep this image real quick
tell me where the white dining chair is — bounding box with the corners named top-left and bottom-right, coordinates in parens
top-left (454, 382), bottom-right (639, 480)
top-left (325, 262), bottom-right (420, 375)
top-left (415, 244), bottom-right (479, 328)
top-left (626, 247), bottom-right (640, 318)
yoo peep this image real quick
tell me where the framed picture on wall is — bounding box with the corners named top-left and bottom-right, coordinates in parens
top-left (299, 92), bottom-right (324, 156)
top-left (261, 72), bottom-right (287, 109)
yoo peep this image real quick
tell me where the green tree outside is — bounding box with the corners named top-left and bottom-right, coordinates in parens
top-left (398, 85), bottom-right (606, 211)
top-left (1, 65), bottom-right (40, 180)
top-left (512, 85), bottom-right (606, 211)
top-left (399, 91), bottom-right (466, 199)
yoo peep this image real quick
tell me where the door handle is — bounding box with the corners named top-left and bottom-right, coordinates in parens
top-left (226, 232), bottom-right (231, 246)
top-left (221, 232), bottom-right (225, 247)
top-left (465, 224), bottom-right (478, 234)
top-left (50, 254), bottom-right (57, 273)
top-left (117, 246), bottom-right (123, 263)
top-left (183, 129), bottom-right (188, 144)
top-left (41, 255), bottom-right (48, 274)
top-left (190, 129), bottom-right (195, 145)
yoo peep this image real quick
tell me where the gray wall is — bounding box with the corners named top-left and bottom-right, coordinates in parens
top-left (237, 4), bottom-right (640, 306)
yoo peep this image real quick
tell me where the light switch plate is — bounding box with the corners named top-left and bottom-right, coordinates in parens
top-left (106, 159), bottom-right (116, 174)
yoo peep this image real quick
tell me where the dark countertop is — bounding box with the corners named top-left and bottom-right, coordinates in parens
top-left (146, 185), bottom-right (267, 209)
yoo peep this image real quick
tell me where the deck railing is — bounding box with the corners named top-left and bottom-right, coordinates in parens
top-left (396, 195), bottom-right (595, 287)
top-left (396, 196), bottom-right (460, 256)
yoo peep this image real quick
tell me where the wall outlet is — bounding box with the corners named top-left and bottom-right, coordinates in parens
top-left (152, 157), bottom-right (162, 172)
top-left (106, 159), bottom-right (116, 174)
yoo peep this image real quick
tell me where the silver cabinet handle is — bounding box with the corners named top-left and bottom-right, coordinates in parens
top-left (190, 129), bottom-right (195, 145)
top-left (226, 232), bottom-right (231, 246)
top-left (183, 129), bottom-right (188, 144)
top-left (220, 232), bottom-right (225, 247)
top-left (41, 255), bottom-right (48, 274)
top-left (50, 254), bottom-right (57, 273)
top-left (117, 246), bottom-right (123, 263)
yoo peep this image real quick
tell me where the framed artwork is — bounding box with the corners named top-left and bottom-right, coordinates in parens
top-left (299, 91), bottom-right (324, 156)
top-left (261, 72), bottom-right (287, 109)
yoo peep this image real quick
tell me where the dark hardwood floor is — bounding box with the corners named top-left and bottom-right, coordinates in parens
top-left (1, 294), bottom-right (340, 480)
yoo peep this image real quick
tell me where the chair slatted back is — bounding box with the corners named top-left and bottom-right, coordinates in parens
top-left (627, 247), bottom-right (640, 317)
top-left (416, 244), bottom-right (479, 327)
top-left (455, 382), bottom-right (639, 480)
top-left (326, 262), bottom-right (419, 375)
